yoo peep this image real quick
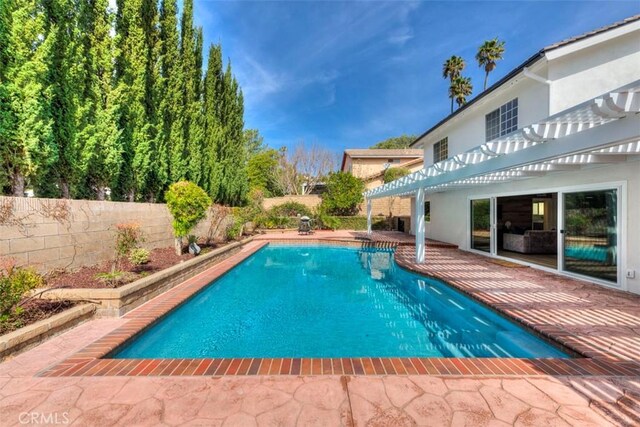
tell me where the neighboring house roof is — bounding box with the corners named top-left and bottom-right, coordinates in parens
top-left (341, 149), bottom-right (423, 170)
top-left (410, 14), bottom-right (640, 148)
top-left (360, 158), bottom-right (424, 183)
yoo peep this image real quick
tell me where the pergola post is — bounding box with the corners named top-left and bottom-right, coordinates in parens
top-left (366, 198), bottom-right (372, 235)
top-left (415, 187), bottom-right (425, 263)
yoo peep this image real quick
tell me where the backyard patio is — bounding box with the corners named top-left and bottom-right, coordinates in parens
top-left (1, 232), bottom-right (638, 426)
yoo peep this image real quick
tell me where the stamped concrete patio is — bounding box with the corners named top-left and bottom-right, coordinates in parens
top-left (1, 231), bottom-right (639, 426)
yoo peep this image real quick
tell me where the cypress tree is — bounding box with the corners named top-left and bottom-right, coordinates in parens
top-left (186, 27), bottom-right (205, 187)
top-left (0, 0), bottom-right (54, 196)
top-left (209, 62), bottom-right (248, 205)
top-left (39, 0), bottom-right (79, 198)
top-left (112, 0), bottom-right (156, 201)
top-left (202, 43), bottom-right (223, 196)
top-left (74, 0), bottom-right (122, 200)
top-left (179, 0), bottom-right (197, 184)
top-left (139, 0), bottom-right (162, 201)
top-left (158, 0), bottom-right (182, 193)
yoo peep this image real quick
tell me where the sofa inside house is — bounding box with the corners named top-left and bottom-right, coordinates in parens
top-left (503, 230), bottom-right (557, 254)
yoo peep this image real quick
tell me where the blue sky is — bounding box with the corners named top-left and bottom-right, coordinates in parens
top-left (192, 1), bottom-right (640, 153)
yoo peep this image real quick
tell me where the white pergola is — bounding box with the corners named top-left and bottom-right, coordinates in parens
top-left (365, 82), bottom-right (640, 262)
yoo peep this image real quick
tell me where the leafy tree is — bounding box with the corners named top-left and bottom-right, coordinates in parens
top-left (0, 0), bottom-right (54, 196)
top-left (370, 134), bottom-right (416, 149)
top-left (383, 166), bottom-right (410, 183)
top-left (476, 38), bottom-right (505, 90)
top-left (320, 172), bottom-right (365, 216)
top-left (442, 55), bottom-right (465, 113)
top-left (244, 129), bottom-right (265, 157)
top-left (165, 181), bottom-right (211, 254)
top-left (449, 76), bottom-right (473, 109)
top-left (247, 149), bottom-right (282, 197)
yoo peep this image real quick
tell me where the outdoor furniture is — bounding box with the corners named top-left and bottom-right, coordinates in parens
top-left (503, 230), bottom-right (557, 254)
top-left (298, 216), bottom-right (312, 235)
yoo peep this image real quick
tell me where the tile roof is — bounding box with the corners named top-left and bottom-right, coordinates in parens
top-left (344, 149), bottom-right (423, 158)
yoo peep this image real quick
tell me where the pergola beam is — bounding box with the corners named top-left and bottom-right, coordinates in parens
top-left (365, 115), bottom-right (639, 199)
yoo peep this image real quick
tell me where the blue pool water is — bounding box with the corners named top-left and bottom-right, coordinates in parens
top-left (114, 245), bottom-right (569, 358)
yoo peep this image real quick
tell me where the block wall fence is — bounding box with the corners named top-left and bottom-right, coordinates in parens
top-left (0, 196), bottom-right (227, 273)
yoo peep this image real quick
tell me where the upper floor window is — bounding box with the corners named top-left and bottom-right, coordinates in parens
top-left (485, 98), bottom-right (518, 141)
top-left (433, 137), bottom-right (448, 163)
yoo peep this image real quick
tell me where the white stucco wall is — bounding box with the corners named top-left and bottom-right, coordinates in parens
top-left (548, 26), bottom-right (640, 113)
top-left (421, 75), bottom-right (550, 166)
top-left (424, 160), bottom-right (640, 294)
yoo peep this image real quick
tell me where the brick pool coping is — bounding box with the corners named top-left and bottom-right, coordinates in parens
top-left (38, 238), bottom-right (640, 378)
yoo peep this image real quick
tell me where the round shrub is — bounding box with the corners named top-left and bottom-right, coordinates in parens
top-left (320, 172), bottom-right (365, 216)
top-left (0, 260), bottom-right (44, 320)
top-left (165, 181), bottom-right (212, 238)
top-left (128, 248), bottom-right (150, 265)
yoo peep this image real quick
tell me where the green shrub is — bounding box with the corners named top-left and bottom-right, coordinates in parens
top-left (227, 209), bottom-right (245, 240)
top-left (270, 201), bottom-right (312, 218)
top-left (332, 216), bottom-right (386, 230)
top-left (383, 167), bottom-right (410, 183)
top-left (95, 271), bottom-right (128, 287)
top-left (128, 248), bottom-right (150, 265)
top-left (313, 207), bottom-right (341, 230)
top-left (165, 181), bottom-right (212, 238)
top-left (0, 260), bottom-right (44, 321)
top-left (320, 172), bottom-right (365, 216)
top-left (114, 222), bottom-right (144, 265)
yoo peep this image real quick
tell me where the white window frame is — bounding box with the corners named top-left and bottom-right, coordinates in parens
top-left (433, 137), bottom-right (448, 163)
top-left (485, 98), bottom-right (518, 142)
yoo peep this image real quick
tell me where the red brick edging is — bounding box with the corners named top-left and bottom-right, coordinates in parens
top-left (38, 239), bottom-right (640, 377)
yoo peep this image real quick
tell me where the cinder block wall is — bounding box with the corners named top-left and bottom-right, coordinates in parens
top-left (0, 196), bottom-right (223, 273)
top-left (262, 195), bottom-right (322, 211)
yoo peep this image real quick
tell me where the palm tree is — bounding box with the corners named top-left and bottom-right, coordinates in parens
top-left (476, 38), bottom-right (505, 90)
top-left (442, 55), bottom-right (465, 112)
top-left (449, 76), bottom-right (473, 109)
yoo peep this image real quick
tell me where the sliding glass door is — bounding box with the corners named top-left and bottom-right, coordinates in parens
top-left (471, 198), bottom-right (492, 253)
top-left (562, 189), bottom-right (618, 284)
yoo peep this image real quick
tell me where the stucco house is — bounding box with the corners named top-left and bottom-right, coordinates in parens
top-left (341, 149), bottom-right (423, 222)
top-left (364, 15), bottom-right (640, 294)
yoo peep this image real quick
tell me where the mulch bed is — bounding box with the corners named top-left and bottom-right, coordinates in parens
top-left (0, 300), bottom-right (76, 336)
top-left (46, 245), bottom-right (221, 289)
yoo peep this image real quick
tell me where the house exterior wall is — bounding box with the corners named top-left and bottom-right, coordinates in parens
top-left (424, 160), bottom-right (640, 294)
top-left (421, 74), bottom-right (550, 167)
top-left (349, 157), bottom-right (420, 178)
top-left (548, 26), bottom-right (640, 113)
top-left (358, 160), bottom-right (423, 216)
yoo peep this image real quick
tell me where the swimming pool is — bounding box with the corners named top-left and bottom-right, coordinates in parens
top-left (113, 245), bottom-right (569, 359)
